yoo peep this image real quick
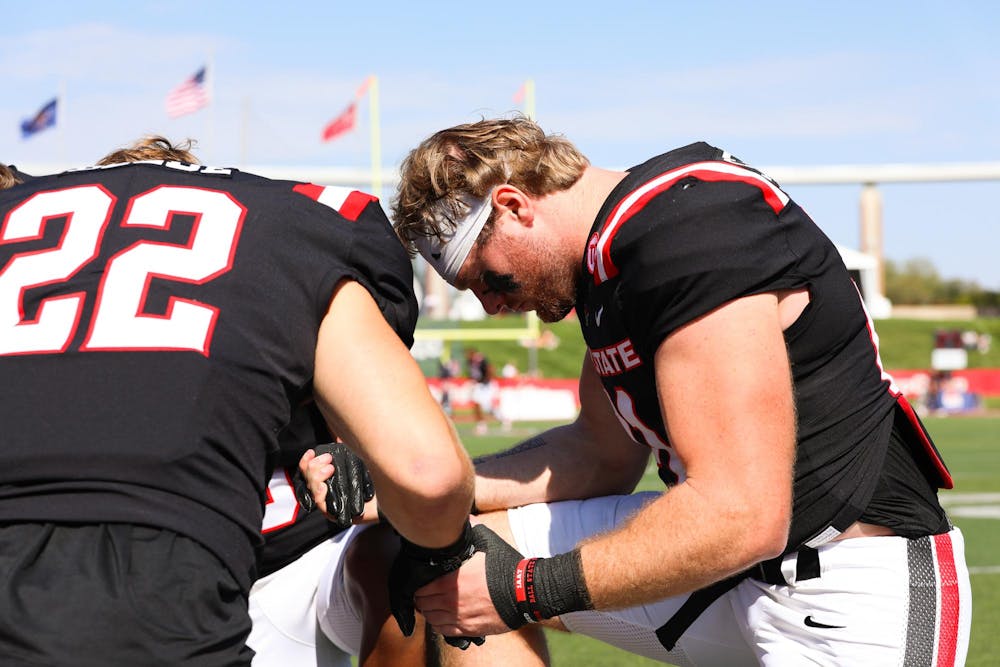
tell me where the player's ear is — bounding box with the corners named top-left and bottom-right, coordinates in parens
top-left (492, 184), bottom-right (533, 227)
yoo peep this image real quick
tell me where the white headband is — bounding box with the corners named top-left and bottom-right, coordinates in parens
top-left (414, 193), bottom-right (493, 284)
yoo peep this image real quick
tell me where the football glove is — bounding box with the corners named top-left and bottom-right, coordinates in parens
top-left (293, 442), bottom-right (374, 528)
top-left (388, 520), bottom-right (484, 649)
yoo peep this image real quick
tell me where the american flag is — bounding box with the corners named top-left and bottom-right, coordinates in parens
top-left (165, 67), bottom-right (209, 118)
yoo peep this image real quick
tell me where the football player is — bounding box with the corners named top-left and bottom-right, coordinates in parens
top-left (0, 136), bottom-right (474, 665)
top-left (363, 116), bottom-right (970, 665)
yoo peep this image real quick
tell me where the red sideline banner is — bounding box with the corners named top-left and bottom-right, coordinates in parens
top-left (890, 369), bottom-right (1000, 398)
top-left (427, 378), bottom-right (580, 422)
top-left (427, 370), bottom-right (1000, 423)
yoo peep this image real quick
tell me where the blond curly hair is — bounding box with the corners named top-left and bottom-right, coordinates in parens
top-left (0, 164), bottom-right (22, 190)
top-left (96, 135), bottom-right (199, 166)
top-left (392, 116), bottom-right (588, 254)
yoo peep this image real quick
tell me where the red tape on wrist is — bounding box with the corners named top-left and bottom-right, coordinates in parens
top-left (513, 558), bottom-right (543, 623)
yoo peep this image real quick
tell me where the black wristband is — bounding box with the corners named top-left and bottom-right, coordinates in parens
top-left (389, 519), bottom-right (478, 639)
top-left (399, 520), bottom-right (476, 571)
top-left (515, 549), bottom-right (593, 622)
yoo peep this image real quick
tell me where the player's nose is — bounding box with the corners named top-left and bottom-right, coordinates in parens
top-left (473, 288), bottom-right (504, 315)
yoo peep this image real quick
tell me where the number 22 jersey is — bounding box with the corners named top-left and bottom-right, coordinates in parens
top-left (0, 161), bottom-right (417, 591)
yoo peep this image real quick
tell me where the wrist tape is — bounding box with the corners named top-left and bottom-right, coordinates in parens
top-left (513, 551), bottom-right (593, 623)
top-left (473, 524), bottom-right (592, 629)
top-left (400, 519), bottom-right (476, 570)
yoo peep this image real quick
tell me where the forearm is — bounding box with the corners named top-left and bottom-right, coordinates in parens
top-left (368, 419), bottom-right (475, 548)
top-left (314, 280), bottom-right (475, 549)
top-left (577, 481), bottom-right (787, 609)
top-left (473, 421), bottom-right (647, 512)
top-left (479, 479), bottom-right (788, 630)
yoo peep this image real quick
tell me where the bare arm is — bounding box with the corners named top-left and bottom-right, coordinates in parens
top-left (577, 292), bottom-right (796, 608)
top-left (415, 293), bottom-right (797, 636)
top-left (312, 280), bottom-right (474, 548)
top-left (473, 354), bottom-right (649, 512)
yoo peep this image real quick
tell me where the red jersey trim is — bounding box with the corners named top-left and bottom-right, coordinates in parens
top-left (292, 183), bottom-right (377, 222)
top-left (856, 283), bottom-right (953, 489)
top-left (593, 161), bottom-right (789, 285)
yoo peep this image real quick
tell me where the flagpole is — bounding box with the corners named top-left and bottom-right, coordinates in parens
top-left (240, 96), bottom-right (250, 167)
top-left (368, 75), bottom-right (382, 200)
top-left (58, 80), bottom-right (67, 167)
top-left (206, 51), bottom-right (215, 163)
top-left (524, 78), bottom-right (536, 120)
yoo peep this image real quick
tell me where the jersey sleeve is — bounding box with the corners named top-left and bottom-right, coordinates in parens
top-left (345, 199), bottom-right (419, 348)
top-left (613, 173), bottom-right (806, 357)
top-left (290, 184), bottom-right (418, 348)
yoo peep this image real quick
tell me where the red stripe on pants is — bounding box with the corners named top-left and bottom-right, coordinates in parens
top-left (933, 532), bottom-right (959, 667)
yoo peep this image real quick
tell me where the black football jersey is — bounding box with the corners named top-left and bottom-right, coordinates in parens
top-left (257, 466), bottom-right (341, 578)
top-left (0, 161), bottom-right (417, 590)
top-left (5, 165), bottom-right (34, 182)
top-left (257, 401), bottom-right (344, 578)
top-left (578, 143), bottom-right (951, 551)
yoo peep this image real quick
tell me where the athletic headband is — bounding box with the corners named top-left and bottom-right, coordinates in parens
top-left (414, 192), bottom-right (493, 284)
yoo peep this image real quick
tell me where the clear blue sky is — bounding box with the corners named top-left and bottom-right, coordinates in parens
top-left (3, 0), bottom-right (999, 289)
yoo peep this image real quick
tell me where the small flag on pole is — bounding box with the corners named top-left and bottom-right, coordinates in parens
top-left (321, 102), bottom-right (357, 142)
top-left (21, 98), bottom-right (58, 138)
top-left (166, 67), bottom-right (209, 118)
top-left (513, 82), bottom-right (527, 105)
top-left (355, 75), bottom-right (374, 99)
top-left (321, 77), bottom-right (374, 143)
top-left (513, 79), bottom-right (535, 119)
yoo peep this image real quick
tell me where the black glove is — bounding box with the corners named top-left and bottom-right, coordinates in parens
top-left (388, 520), bottom-right (484, 649)
top-left (293, 443), bottom-right (374, 528)
top-left (441, 635), bottom-right (486, 650)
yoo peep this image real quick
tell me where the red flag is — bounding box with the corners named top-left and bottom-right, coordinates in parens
top-left (321, 102), bottom-right (357, 142)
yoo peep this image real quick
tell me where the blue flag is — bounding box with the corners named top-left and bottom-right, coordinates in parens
top-left (21, 98), bottom-right (58, 138)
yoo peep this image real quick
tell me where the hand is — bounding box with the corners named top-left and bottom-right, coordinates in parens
top-left (415, 524), bottom-right (525, 643)
top-left (295, 443), bottom-right (374, 528)
top-left (414, 550), bottom-right (513, 638)
top-left (388, 521), bottom-right (484, 648)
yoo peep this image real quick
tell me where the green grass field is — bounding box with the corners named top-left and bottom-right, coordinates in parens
top-left (418, 315), bottom-right (1000, 377)
top-left (452, 415), bottom-right (1000, 666)
top-left (417, 315), bottom-right (998, 663)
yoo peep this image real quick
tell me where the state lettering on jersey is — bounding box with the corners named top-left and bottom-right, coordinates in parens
top-left (589, 338), bottom-right (642, 377)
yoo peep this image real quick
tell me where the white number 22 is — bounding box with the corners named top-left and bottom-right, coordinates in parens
top-left (1, 184), bottom-right (244, 356)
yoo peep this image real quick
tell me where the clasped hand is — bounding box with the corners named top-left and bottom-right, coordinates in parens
top-left (296, 442), bottom-right (379, 527)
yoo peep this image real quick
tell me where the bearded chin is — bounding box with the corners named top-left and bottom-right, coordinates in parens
top-left (531, 264), bottom-right (580, 323)
top-left (535, 296), bottom-right (576, 323)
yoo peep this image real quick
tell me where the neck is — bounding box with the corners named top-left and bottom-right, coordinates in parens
top-left (559, 165), bottom-right (628, 259)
